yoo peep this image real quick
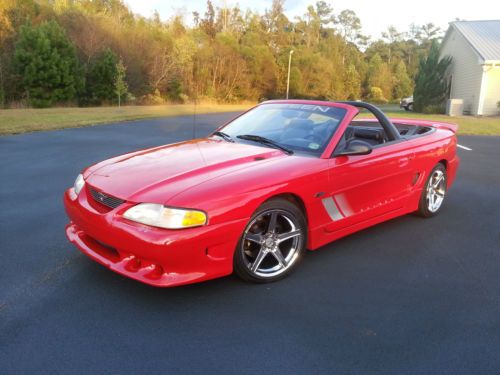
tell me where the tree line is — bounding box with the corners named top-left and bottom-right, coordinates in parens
top-left (0, 0), bottom-right (447, 109)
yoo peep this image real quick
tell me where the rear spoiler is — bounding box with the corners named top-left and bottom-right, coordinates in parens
top-left (389, 118), bottom-right (458, 134)
top-left (431, 122), bottom-right (458, 134)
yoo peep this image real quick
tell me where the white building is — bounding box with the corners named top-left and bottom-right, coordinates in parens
top-left (440, 20), bottom-right (500, 116)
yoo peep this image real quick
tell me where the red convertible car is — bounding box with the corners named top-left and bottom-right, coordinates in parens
top-left (64, 100), bottom-right (459, 286)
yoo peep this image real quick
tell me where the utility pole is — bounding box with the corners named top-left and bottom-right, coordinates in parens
top-left (222, 0), bottom-right (228, 31)
top-left (286, 50), bottom-right (294, 99)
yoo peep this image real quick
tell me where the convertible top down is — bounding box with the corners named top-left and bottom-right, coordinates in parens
top-left (64, 100), bottom-right (459, 286)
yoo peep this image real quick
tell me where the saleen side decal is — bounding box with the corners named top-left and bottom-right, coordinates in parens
top-left (322, 195), bottom-right (356, 221)
top-left (334, 193), bottom-right (353, 218)
top-left (322, 197), bottom-right (344, 221)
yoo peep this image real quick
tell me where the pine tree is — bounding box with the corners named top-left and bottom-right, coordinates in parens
top-left (13, 20), bottom-right (82, 107)
top-left (393, 60), bottom-right (413, 99)
top-left (115, 58), bottom-right (128, 107)
top-left (413, 40), bottom-right (452, 112)
top-left (86, 48), bottom-right (118, 104)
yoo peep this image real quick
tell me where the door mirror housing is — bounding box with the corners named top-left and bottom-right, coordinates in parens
top-left (335, 140), bottom-right (372, 156)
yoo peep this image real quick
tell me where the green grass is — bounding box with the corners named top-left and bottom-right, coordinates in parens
top-left (0, 103), bottom-right (498, 136)
top-left (0, 104), bottom-right (253, 136)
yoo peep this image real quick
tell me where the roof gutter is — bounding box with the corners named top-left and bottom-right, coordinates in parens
top-left (483, 60), bottom-right (500, 67)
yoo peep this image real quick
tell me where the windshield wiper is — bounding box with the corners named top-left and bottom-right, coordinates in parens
top-left (236, 134), bottom-right (294, 155)
top-left (212, 131), bottom-right (234, 142)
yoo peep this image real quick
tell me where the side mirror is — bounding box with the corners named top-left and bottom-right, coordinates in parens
top-left (335, 140), bottom-right (372, 156)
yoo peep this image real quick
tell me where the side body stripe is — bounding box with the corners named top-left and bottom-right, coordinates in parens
top-left (321, 197), bottom-right (344, 221)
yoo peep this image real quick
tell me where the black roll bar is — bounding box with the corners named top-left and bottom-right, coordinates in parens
top-left (338, 101), bottom-right (402, 141)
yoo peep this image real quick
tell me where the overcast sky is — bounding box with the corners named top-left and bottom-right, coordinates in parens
top-left (125, 0), bottom-right (500, 39)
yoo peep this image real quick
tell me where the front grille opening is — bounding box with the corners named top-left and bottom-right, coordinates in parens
top-left (88, 186), bottom-right (125, 209)
top-left (92, 238), bottom-right (121, 262)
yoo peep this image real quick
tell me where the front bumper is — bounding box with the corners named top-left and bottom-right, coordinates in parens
top-left (64, 188), bottom-right (247, 287)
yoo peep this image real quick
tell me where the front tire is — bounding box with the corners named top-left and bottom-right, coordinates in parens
top-left (417, 163), bottom-right (447, 217)
top-left (234, 198), bottom-right (307, 283)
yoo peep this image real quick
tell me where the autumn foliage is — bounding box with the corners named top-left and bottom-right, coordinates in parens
top-left (0, 0), bottom-right (445, 108)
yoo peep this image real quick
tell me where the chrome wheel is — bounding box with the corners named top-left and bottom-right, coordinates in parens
top-left (241, 209), bottom-right (303, 278)
top-left (426, 169), bottom-right (446, 213)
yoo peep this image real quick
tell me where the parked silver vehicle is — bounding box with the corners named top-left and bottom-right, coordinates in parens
top-left (400, 96), bottom-right (413, 111)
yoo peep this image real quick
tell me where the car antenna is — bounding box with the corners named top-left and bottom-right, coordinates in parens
top-left (192, 57), bottom-right (199, 140)
top-left (192, 82), bottom-right (197, 140)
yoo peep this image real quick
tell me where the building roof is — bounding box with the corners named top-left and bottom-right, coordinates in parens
top-left (448, 20), bottom-right (500, 64)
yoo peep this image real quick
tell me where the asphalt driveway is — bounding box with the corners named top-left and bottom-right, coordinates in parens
top-left (0, 114), bottom-right (499, 374)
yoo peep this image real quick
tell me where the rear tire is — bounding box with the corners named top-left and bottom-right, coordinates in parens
top-left (416, 163), bottom-right (447, 218)
top-left (234, 198), bottom-right (307, 283)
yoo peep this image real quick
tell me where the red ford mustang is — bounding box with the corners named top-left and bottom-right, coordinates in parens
top-left (64, 100), bottom-right (460, 286)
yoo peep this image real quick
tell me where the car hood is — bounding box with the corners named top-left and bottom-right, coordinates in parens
top-left (85, 138), bottom-right (287, 203)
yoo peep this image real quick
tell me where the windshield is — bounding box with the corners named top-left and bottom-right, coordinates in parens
top-left (219, 103), bottom-right (346, 156)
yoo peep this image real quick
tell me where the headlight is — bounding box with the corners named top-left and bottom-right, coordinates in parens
top-left (123, 203), bottom-right (207, 229)
top-left (74, 174), bottom-right (85, 195)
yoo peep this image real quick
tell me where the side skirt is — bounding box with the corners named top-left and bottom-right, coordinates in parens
top-left (308, 206), bottom-right (412, 250)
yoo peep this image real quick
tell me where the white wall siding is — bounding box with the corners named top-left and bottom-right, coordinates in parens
top-left (440, 28), bottom-right (484, 114)
top-left (481, 67), bottom-right (500, 116)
